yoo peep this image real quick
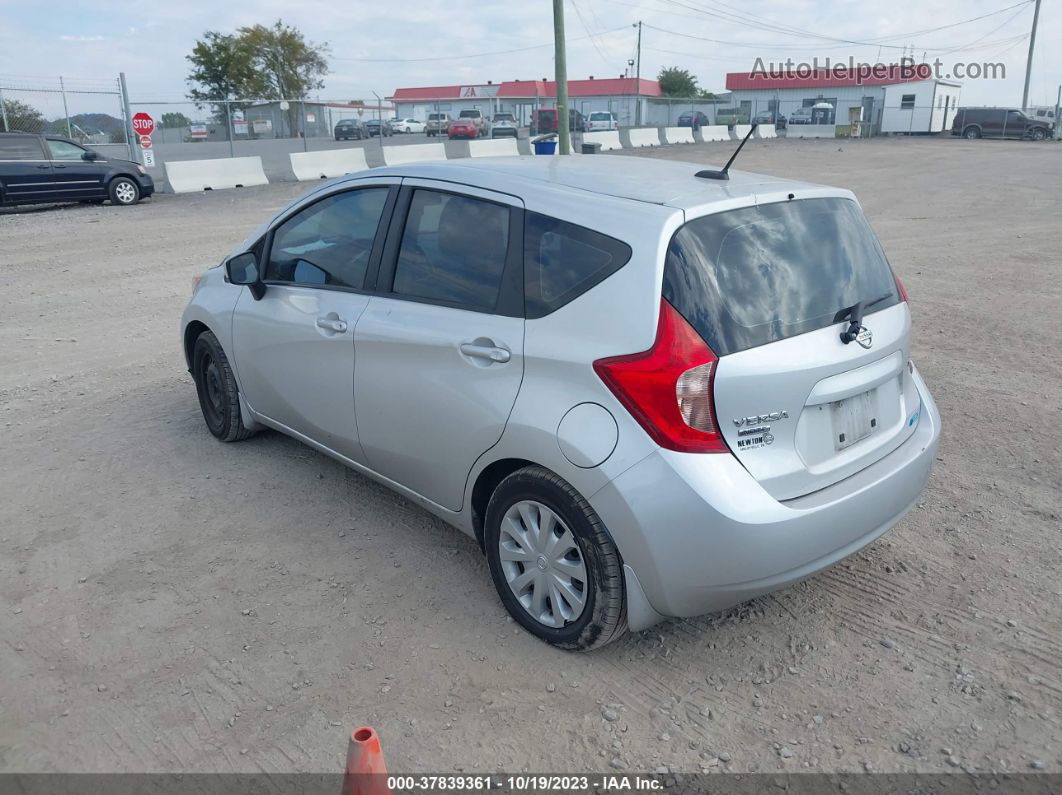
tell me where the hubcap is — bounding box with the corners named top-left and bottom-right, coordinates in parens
top-left (498, 500), bottom-right (588, 628)
top-left (115, 182), bottom-right (136, 203)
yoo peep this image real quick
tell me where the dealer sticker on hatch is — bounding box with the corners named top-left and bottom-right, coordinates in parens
top-left (735, 425), bottom-right (775, 450)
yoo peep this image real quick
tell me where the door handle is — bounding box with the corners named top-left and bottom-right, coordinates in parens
top-left (36, 164), bottom-right (49, 169)
top-left (316, 317), bottom-right (348, 333)
top-left (53, 164), bottom-right (66, 169)
top-left (460, 342), bottom-right (511, 363)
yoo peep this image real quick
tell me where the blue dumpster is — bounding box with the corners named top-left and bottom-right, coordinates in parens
top-left (533, 140), bottom-right (557, 155)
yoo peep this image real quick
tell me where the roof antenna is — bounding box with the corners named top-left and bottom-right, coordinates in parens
top-left (696, 123), bottom-right (758, 181)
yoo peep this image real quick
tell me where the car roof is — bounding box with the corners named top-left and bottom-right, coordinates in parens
top-left (360, 155), bottom-right (833, 211)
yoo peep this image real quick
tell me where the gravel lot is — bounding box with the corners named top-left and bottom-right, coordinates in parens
top-left (2, 137), bottom-right (1060, 776)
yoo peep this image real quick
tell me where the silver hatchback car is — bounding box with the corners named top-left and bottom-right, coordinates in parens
top-left (182, 156), bottom-right (940, 650)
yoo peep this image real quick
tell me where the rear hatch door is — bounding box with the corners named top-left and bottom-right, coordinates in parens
top-left (664, 195), bottom-right (922, 500)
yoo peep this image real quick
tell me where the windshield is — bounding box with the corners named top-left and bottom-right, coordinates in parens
top-left (663, 198), bottom-right (900, 355)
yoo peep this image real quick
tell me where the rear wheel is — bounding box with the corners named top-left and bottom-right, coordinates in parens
top-left (484, 466), bottom-right (627, 651)
top-left (109, 177), bottom-right (140, 206)
top-left (192, 330), bottom-right (256, 442)
top-left (963, 126), bottom-right (981, 140)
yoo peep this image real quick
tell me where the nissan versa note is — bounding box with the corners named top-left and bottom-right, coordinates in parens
top-left (181, 156), bottom-right (940, 650)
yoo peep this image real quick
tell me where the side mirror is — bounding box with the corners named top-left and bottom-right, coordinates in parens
top-left (225, 252), bottom-right (265, 300)
top-left (82, 151), bottom-right (100, 161)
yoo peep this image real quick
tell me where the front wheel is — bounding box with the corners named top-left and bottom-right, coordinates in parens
top-left (192, 330), bottom-right (257, 442)
top-left (109, 177), bottom-right (140, 206)
top-left (484, 466), bottom-right (627, 651)
top-left (1031, 128), bottom-right (1047, 141)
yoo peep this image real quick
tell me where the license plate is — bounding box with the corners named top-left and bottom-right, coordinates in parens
top-left (831, 389), bottom-right (878, 450)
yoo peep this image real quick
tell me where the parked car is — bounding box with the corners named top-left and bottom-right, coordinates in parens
top-left (752, 111), bottom-right (787, 129)
top-left (491, 113), bottom-right (519, 138)
top-left (714, 108), bottom-right (749, 126)
top-left (530, 108), bottom-right (586, 135)
top-left (677, 111), bottom-right (709, 130)
top-left (0, 132), bottom-right (154, 207)
top-left (392, 118), bottom-right (426, 134)
top-left (457, 109), bottom-right (490, 138)
top-left (333, 119), bottom-right (364, 141)
top-left (426, 113), bottom-right (451, 137)
top-left (364, 119), bottom-right (393, 138)
top-left (787, 107), bottom-right (814, 125)
top-left (951, 107), bottom-right (1053, 140)
top-left (586, 111), bottom-right (618, 131)
top-left (447, 117), bottom-right (480, 140)
top-left (182, 155), bottom-right (940, 650)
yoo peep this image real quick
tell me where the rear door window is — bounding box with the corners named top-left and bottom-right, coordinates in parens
top-left (391, 189), bottom-right (511, 311)
top-left (0, 137), bottom-right (46, 160)
top-left (523, 212), bottom-right (632, 318)
top-left (663, 198), bottom-right (900, 355)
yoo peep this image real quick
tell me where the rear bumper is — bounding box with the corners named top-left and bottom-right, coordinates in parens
top-left (590, 364), bottom-right (941, 620)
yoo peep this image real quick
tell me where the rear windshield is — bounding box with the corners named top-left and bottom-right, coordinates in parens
top-left (459, 110), bottom-right (480, 118)
top-left (589, 113), bottom-right (611, 120)
top-left (428, 114), bottom-right (446, 120)
top-left (663, 198), bottom-right (900, 356)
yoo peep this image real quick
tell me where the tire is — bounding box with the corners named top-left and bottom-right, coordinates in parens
top-left (191, 330), bottom-right (257, 442)
top-left (109, 176), bottom-right (140, 206)
top-left (1031, 127), bottom-right (1046, 141)
top-left (484, 466), bottom-right (627, 651)
top-left (963, 126), bottom-right (981, 140)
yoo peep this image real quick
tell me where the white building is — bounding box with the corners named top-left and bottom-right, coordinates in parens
top-left (724, 63), bottom-right (961, 135)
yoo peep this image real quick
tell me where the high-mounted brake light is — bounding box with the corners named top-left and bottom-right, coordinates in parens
top-left (593, 299), bottom-right (730, 454)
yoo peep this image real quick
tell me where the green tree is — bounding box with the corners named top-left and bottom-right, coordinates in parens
top-left (239, 20), bottom-right (329, 136)
top-left (185, 21), bottom-right (329, 138)
top-left (0, 98), bottom-right (46, 133)
top-left (657, 67), bottom-right (700, 98)
top-left (186, 30), bottom-right (258, 136)
top-left (161, 112), bottom-right (192, 129)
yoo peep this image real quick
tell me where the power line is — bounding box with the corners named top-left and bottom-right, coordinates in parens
top-left (329, 26), bottom-right (630, 63)
top-left (569, 0), bottom-right (614, 67)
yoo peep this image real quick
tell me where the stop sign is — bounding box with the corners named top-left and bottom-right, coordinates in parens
top-left (132, 112), bottom-right (155, 137)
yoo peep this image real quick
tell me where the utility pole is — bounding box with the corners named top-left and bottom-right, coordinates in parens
top-left (632, 20), bottom-right (641, 126)
top-left (552, 0), bottom-right (571, 155)
top-left (1021, 0), bottom-right (1042, 110)
top-left (1055, 84), bottom-right (1061, 141)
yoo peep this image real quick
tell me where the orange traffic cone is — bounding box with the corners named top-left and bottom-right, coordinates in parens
top-left (341, 726), bottom-right (391, 795)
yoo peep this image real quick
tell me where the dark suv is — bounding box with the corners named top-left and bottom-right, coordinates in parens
top-left (530, 108), bottom-right (586, 135)
top-left (0, 132), bottom-right (154, 207)
top-left (951, 108), bottom-right (1053, 141)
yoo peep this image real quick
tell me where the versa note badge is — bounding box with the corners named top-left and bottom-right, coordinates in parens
top-left (733, 410), bottom-right (789, 427)
top-left (855, 326), bottom-right (873, 349)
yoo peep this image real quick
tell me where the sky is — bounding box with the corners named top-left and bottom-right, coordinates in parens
top-left (1, 0), bottom-right (1058, 119)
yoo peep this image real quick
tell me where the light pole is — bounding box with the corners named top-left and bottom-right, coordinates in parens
top-left (552, 0), bottom-right (571, 155)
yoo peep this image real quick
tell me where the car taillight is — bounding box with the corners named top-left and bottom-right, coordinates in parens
top-left (896, 275), bottom-right (909, 302)
top-left (593, 299), bottom-right (729, 454)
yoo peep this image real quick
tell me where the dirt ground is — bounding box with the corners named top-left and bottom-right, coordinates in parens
top-left (1, 137), bottom-right (1060, 777)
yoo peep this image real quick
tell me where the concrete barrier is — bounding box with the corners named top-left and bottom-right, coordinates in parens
top-left (663, 127), bottom-right (695, 144)
top-left (787, 124), bottom-right (836, 139)
top-left (732, 124), bottom-right (752, 140)
top-left (381, 143), bottom-right (447, 165)
top-left (582, 131), bottom-right (622, 151)
top-left (290, 148), bottom-right (370, 181)
top-left (627, 127), bottom-right (661, 147)
top-left (165, 156), bottom-right (269, 193)
top-left (756, 125), bottom-right (778, 139)
top-left (469, 138), bottom-right (519, 157)
top-left (701, 125), bottom-right (730, 142)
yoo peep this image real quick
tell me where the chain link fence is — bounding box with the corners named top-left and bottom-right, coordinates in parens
top-left (0, 74), bottom-right (134, 160)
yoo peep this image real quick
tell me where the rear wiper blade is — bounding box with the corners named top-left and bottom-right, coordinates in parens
top-left (838, 292), bottom-right (893, 344)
